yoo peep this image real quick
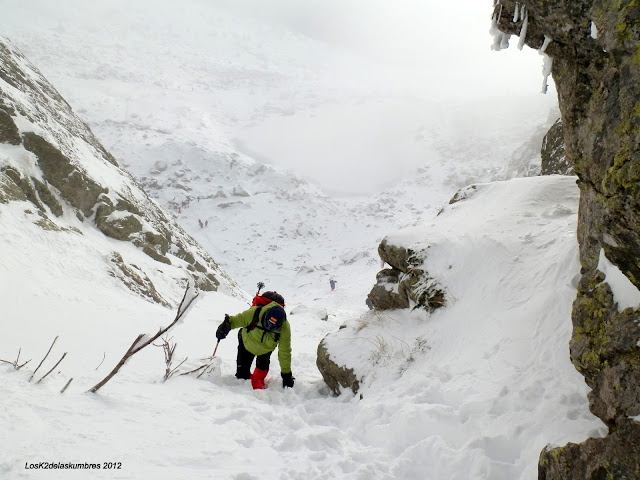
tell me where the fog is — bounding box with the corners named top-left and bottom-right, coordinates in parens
top-left (218, 0), bottom-right (559, 194)
top-left (1, 0), bottom-right (559, 195)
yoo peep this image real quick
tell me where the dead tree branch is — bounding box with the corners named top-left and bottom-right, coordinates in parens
top-left (30, 336), bottom-right (58, 382)
top-left (1, 348), bottom-right (32, 370)
top-left (95, 352), bottom-right (106, 371)
top-left (36, 352), bottom-right (67, 384)
top-left (88, 283), bottom-right (199, 394)
top-left (155, 336), bottom-right (188, 382)
top-left (60, 378), bottom-right (73, 394)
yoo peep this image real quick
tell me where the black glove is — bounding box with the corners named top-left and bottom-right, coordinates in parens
top-left (257, 281), bottom-right (265, 290)
top-left (281, 372), bottom-right (295, 388)
top-left (216, 315), bottom-right (231, 340)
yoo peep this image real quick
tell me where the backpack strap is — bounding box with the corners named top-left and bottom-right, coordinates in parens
top-left (246, 306), bottom-right (263, 332)
top-left (245, 305), bottom-right (281, 343)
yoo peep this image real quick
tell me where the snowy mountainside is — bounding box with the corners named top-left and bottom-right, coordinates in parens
top-left (0, 175), bottom-right (605, 480)
top-left (322, 175), bottom-right (604, 478)
top-left (0, 37), bottom-right (243, 306)
top-left (0, 0), bottom-right (558, 307)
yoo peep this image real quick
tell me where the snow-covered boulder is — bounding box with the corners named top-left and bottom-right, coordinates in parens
top-left (289, 304), bottom-right (328, 321)
top-left (316, 337), bottom-right (360, 396)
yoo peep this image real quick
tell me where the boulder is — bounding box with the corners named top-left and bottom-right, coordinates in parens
top-left (540, 118), bottom-right (571, 175)
top-left (316, 338), bottom-right (360, 396)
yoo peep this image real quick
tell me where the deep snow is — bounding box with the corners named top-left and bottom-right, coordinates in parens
top-left (1, 175), bottom-right (605, 480)
top-left (0, 1), bottom-right (606, 479)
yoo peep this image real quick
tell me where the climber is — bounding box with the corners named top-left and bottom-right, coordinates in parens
top-left (215, 298), bottom-right (294, 390)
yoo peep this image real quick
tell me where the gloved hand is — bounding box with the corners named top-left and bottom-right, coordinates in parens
top-left (257, 281), bottom-right (265, 290)
top-left (281, 372), bottom-right (295, 388)
top-left (216, 315), bottom-right (231, 340)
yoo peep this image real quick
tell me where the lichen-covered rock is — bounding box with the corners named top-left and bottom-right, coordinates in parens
top-left (378, 238), bottom-right (411, 272)
top-left (541, 118), bottom-right (571, 175)
top-left (2, 166), bottom-right (45, 211)
top-left (0, 170), bottom-right (27, 203)
top-left (22, 131), bottom-right (107, 217)
top-left (32, 177), bottom-right (63, 217)
top-left (0, 107), bottom-right (21, 145)
top-left (316, 338), bottom-right (360, 396)
top-left (369, 238), bottom-right (446, 312)
top-left (368, 268), bottom-right (409, 310)
top-left (538, 419), bottom-right (640, 480)
top-left (108, 252), bottom-right (170, 307)
top-left (493, 0), bottom-right (640, 474)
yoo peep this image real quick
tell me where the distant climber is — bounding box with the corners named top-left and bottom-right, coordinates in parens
top-left (330, 279), bottom-right (337, 291)
top-left (366, 297), bottom-right (373, 310)
top-left (198, 219), bottom-right (203, 228)
top-left (215, 285), bottom-right (294, 390)
top-left (205, 220), bottom-right (209, 227)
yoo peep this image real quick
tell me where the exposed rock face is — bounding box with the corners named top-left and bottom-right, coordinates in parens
top-left (316, 338), bottom-right (360, 396)
top-left (538, 419), bottom-right (640, 480)
top-left (0, 37), bottom-right (241, 301)
top-left (367, 238), bottom-right (445, 312)
top-left (540, 118), bottom-right (571, 175)
top-left (493, 0), bottom-right (640, 476)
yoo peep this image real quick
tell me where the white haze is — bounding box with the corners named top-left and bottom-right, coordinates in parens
top-left (0, 0), bottom-right (557, 195)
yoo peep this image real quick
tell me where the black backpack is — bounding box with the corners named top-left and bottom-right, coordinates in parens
top-left (245, 305), bottom-right (285, 342)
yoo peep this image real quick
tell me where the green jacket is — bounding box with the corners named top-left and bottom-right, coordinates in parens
top-left (228, 302), bottom-right (292, 374)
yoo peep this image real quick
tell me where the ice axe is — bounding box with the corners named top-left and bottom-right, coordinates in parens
top-left (211, 339), bottom-right (220, 358)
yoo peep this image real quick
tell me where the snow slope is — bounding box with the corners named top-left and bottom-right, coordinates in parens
top-left (1, 174), bottom-right (603, 480)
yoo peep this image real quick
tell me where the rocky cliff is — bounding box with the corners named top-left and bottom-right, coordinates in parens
top-left (0, 37), bottom-right (242, 305)
top-left (493, 1), bottom-right (640, 477)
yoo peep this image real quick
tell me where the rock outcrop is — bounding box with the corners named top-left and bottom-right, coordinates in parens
top-left (541, 118), bottom-right (571, 175)
top-left (493, 1), bottom-right (640, 477)
top-left (367, 238), bottom-right (445, 312)
top-left (316, 339), bottom-right (360, 396)
top-left (0, 37), bottom-right (241, 303)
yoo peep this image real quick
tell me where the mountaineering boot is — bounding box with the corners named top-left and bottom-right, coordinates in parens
top-left (250, 368), bottom-right (269, 389)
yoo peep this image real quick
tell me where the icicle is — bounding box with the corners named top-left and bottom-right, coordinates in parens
top-left (591, 22), bottom-right (599, 40)
top-left (501, 34), bottom-right (511, 50)
top-left (490, 15), bottom-right (508, 51)
top-left (541, 54), bottom-right (553, 94)
top-left (517, 8), bottom-right (528, 50)
top-left (538, 36), bottom-right (552, 54)
top-left (513, 3), bottom-right (520, 22)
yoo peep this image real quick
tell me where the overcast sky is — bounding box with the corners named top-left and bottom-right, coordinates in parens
top-left (1, 0), bottom-right (558, 195)
top-left (217, 0), bottom-right (554, 100)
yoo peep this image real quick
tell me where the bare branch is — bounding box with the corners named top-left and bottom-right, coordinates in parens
top-left (95, 352), bottom-right (106, 371)
top-left (88, 283), bottom-right (199, 394)
top-left (169, 357), bottom-right (189, 378)
top-left (179, 364), bottom-right (207, 376)
top-left (60, 378), bottom-right (73, 394)
top-left (87, 334), bottom-right (144, 394)
top-left (30, 336), bottom-right (58, 382)
top-left (16, 359), bottom-right (31, 370)
top-left (156, 335), bottom-right (187, 382)
top-left (36, 352), bottom-right (67, 384)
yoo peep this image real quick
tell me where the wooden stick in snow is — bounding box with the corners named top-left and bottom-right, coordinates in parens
top-left (36, 352), bottom-right (67, 384)
top-left (88, 284), bottom-right (199, 394)
top-left (60, 378), bottom-right (73, 394)
top-left (29, 336), bottom-right (58, 382)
